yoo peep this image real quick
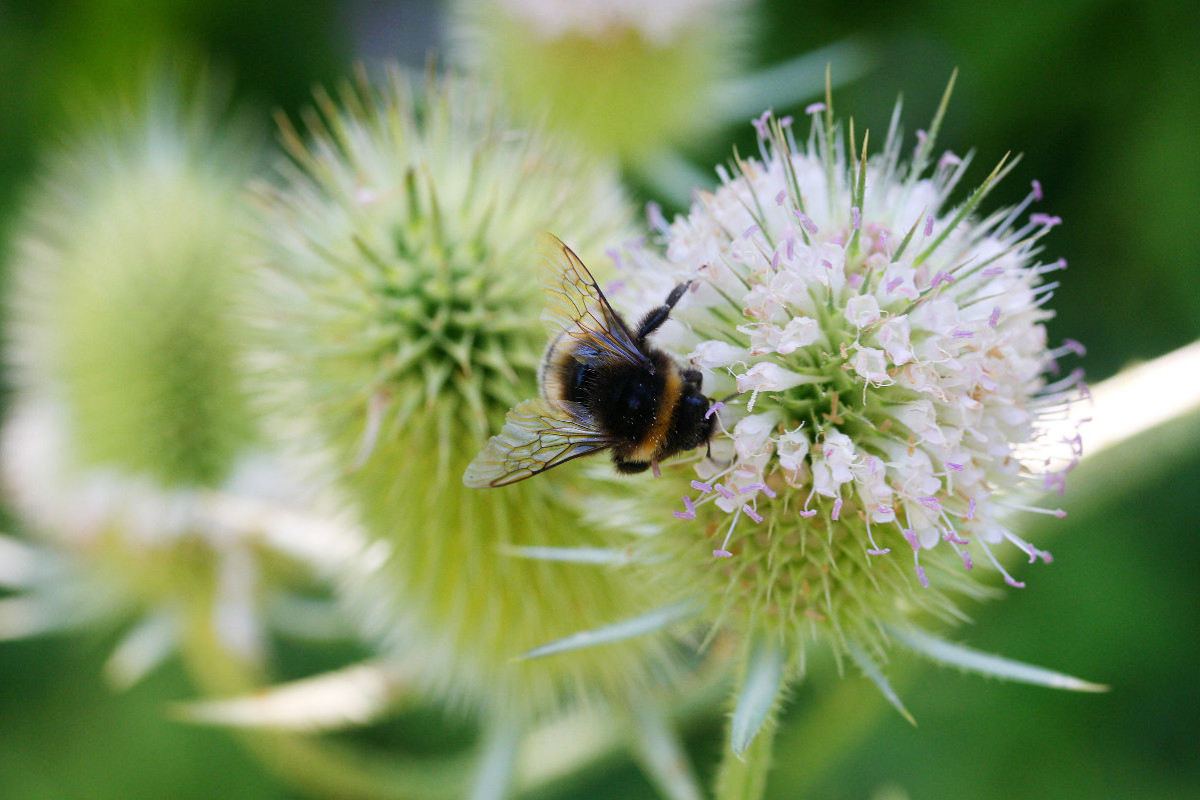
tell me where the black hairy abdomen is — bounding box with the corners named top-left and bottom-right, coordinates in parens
top-left (562, 358), bottom-right (661, 445)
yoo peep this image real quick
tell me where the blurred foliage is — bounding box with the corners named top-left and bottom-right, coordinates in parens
top-left (1, 0), bottom-right (1198, 798)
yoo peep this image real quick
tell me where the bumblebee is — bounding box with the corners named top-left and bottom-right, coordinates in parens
top-left (464, 233), bottom-right (716, 488)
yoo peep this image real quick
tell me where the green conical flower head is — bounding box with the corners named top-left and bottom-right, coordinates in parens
top-left (0, 80), bottom-right (312, 685)
top-left (7, 87), bottom-right (258, 489)
top-left (250, 68), bottom-right (671, 720)
top-left (451, 0), bottom-right (747, 161)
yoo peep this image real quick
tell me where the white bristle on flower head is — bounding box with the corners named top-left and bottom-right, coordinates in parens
top-left (611, 90), bottom-right (1086, 650)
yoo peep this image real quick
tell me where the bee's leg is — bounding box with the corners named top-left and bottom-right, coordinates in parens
top-left (635, 282), bottom-right (692, 341)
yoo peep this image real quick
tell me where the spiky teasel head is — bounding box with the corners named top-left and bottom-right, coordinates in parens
top-left (6, 82), bottom-right (258, 487)
top-left (602, 78), bottom-right (1086, 687)
top-left (450, 0), bottom-right (748, 161)
top-left (0, 78), bottom-right (324, 687)
top-left (249, 66), bottom-right (672, 721)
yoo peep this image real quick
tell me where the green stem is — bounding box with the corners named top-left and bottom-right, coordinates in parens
top-left (715, 720), bottom-right (778, 800)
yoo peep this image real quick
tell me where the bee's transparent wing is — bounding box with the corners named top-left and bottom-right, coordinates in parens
top-left (538, 232), bottom-right (651, 369)
top-left (463, 398), bottom-right (612, 488)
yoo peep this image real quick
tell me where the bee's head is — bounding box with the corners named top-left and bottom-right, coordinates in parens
top-left (673, 385), bottom-right (717, 450)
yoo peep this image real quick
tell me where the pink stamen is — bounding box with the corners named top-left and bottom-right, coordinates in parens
top-left (821, 259), bottom-right (833, 269)
top-left (715, 483), bottom-right (735, 500)
top-left (967, 498), bottom-right (977, 520)
top-left (673, 496), bottom-right (696, 520)
top-left (989, 306), bottom-right (1002, 328)
top-left (774, 189), bottom-right (786, 206)
top-left (1032, 180), bottom-right (1044, 201)
top-left (852, 206), bottom-right (861, 230)
top-left (938, 151), bottom-right (962, 167)
top-left (1008, 501), bottom-right (1067, 518)
top-left (805, 102), bottom-right (826, 114)
top-left (930, 271), bottom-right (955, 289)
top-left (742, 224), bottom-right (759, 240)
top-left (771, 248), bottom-right (780, 270)
top-left (847, 273), bottom-right (864, 289)
top-left (919, 496), bottom-right (942, 512)
top-left (832, 498), bottom-right (843, 520)
top-left (743, 505), bottom-right (763, 523)
top-left (751, 110), bottom-right (770, 137)
top-left (867, 548), bottom-right (891, 555)
top-left (1030, 213), bottom-right (1062, 227)
top-left (943, 529), bottom-right (969, 545)
top-left (800, 509), bottom-right (817, 519)
top-left (924, 215), bottom-right (934, 237)
top-left (961, 551), bottom-right (974, 570)
top-left (953, 329), bottom-right (973, 338)
top-left (691, 480), bottom-right (713, 493)
top-left (646, 201), bottom-right (667, 233)
top-left (779, 115), bottom-right (794, 127)
top-left (738, 483), bottom-right (764, 495)
top-left (713, 549), bottom-right (733, 558)
top-left (916, 129), bottom-right (927, 144)
top-left (1004, 575), bottom-right (1026, 589)
top-left (887, 277), bottom-right (903, 293)
top-left (705, 401), bottom-right (724, 420)
top-left (982, 266), bottom-right (1004, 276)
top-left (946, 462), bottom-right (964, 471)
top-left (652, 461), bottom-right (662, 478)
top-left (1063, 338), bottom-right (1087, 356)
top-left (916, 565), bottom-right (930, 588)
top-left (876, 505), bottom-right (893, 515)
top-left (786, 237), bottom-right (795, 260)
top-left (903, 529), bottom-right (920, 550)
top-left (794, 210), bottom-right (818, 234)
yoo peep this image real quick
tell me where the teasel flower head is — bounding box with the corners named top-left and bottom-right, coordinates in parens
top-left (0, 79), bottom-right (334, 689)
top-left (248, 67), bottom-right (674, 724)
top-left (450, 0), bottom-right (749, 161)
top-left (567, 77), bottom-right (1097, 749)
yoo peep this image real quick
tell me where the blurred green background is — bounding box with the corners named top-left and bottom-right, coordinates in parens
top-left (1, 0), bottom-right (1198, 798)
